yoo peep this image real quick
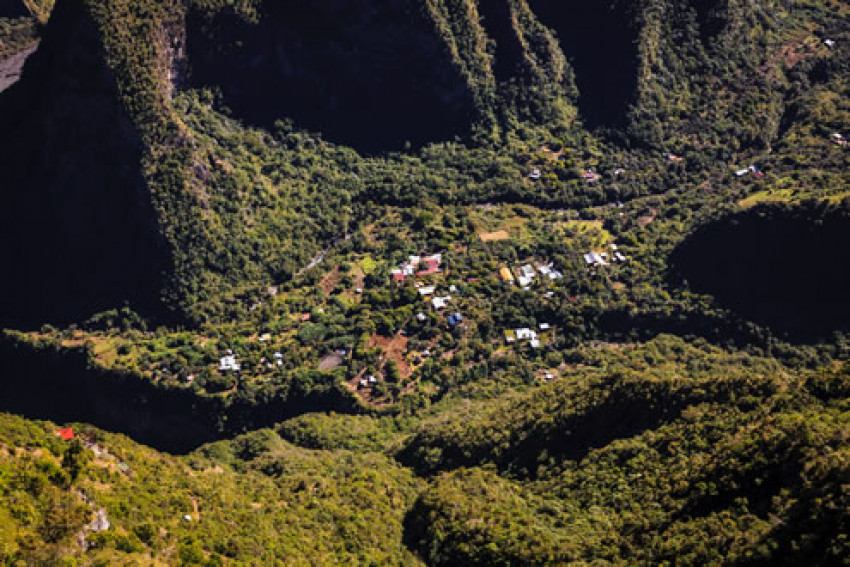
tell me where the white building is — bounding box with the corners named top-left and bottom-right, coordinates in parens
top-left (418, 286), bottom-right (437, 296)
top-left (219, 355), bottom-right (240, 372)
top-left (515, 328), bottom-right (537, 341)
top-left (584, 252), bottom-right (608, 267)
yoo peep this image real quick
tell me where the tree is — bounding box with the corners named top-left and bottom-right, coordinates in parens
top-left (61, 439), bottom-right (90, 485)
top-left (385, 360), bottom-right (401, 383)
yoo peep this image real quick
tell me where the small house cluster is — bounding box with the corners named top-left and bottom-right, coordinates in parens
top-left (359, 374), bottom-right (379, 388)
top-left (219, 351), bottom-right (241, 372)
top-left (584, 244), bottom-right (626, 268)
top-left (392, 253), bottom-right (442, 282)
top-left (581, 169), bottom-right (601, 183)
top-left (505, 323), bottom-right (551, 349)
top-left (447, 313), bottom-right (464, 327)
top-left (417, 284), bottom-right (452, 310)
top-left (832, 133), bottom-right (847, 146)
top-left (735, 165), bottom-right (764, 179)
top-left (500, 262), bottom-right (564, 289)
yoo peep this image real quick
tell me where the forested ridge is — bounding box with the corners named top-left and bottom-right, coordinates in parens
top-left (0, 0), bottom-right (848, 564)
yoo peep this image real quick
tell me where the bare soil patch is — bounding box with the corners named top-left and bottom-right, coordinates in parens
top-left (318, 352), bottom-right (345, 371)
top-left (368, 333), bottom-right (412, 379)
top-left (479, 230), bottom-right (510, 242)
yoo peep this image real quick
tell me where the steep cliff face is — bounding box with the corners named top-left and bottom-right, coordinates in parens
top-left (186, 0), bottom-right (479, 152)
top-left (529, 0), bottom-right (639, 128)
top-left (475, 0), bottom-right (575, 128)
top-left (0, 0), bottom-right (169, 327)
top-left (670, 204), bottom-right (850, 341)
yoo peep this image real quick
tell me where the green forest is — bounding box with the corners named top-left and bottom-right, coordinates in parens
top-left (0, 0), bottom-right (848, 564)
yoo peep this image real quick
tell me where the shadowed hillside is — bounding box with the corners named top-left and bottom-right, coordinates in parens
top-left (529, 0), bottom-right (639, 127)
top-left (0, 0), bottom-right (168, 328)
top-left (0, 0), bottom-right (28, 17)
top-left (186, 0), bottom-right (478, 153)
top-left (670, 203), bottom-right (850, 341)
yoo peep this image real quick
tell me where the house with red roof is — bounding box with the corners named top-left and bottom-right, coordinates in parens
top-left (57, 427), bottom-right (75, 441)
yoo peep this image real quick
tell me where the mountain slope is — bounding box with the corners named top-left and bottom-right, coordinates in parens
top-left (399, 337), bottom-right (850, 564)
top-left (1, 338), bottom-right (846, 564)
top-left (0, 0), bottom-right (827, 325)
top-left (0, 413), bottom-right (423, 564)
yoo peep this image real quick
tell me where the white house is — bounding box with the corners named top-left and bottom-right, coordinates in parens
top-left (584, 252), bottom-right (608, 267)
top-left (219, 355), bottom-right (240, 372)
top-left (432, 296), bottom-right (451, 310)
top-left (515, 328), bottom-right (537, 341)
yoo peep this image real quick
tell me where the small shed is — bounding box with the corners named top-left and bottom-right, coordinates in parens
top-left (57, 427), bottom-right (75, 441)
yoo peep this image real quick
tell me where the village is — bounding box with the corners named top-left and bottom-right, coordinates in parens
top-left (20, 99), bottom-right (848, 414)
top-left (166, 192), bottom-right (645, 409)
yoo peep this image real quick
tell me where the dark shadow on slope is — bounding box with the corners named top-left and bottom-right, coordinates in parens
top-left (185, 0), bottom-right (476, 154)
top-left (669, 203), bottom-right (850, 342)
top-left (0, 336), bottom-right (361, 454)
top-left (528, 0), bottom-right (639, 127)
top-left (0, 0), bottom-right (170, 329)
top-left (0, 0), bottom-right (29, 17)
top-left (692, 0), bottom-right (728, 47)
top-left (395, 377), bottom-right (755, 478)
top-left (476, 0), bottom-right (526, 82)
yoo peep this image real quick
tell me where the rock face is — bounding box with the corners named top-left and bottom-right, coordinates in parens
top-left (186, 0), bottom-right (480, 153)
top-left (0, 0), bottom-right (168, 327)
top-left (0, 43), bottom-right (37, 93)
